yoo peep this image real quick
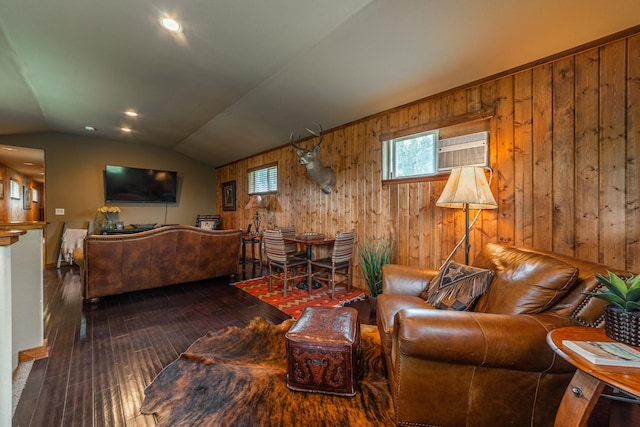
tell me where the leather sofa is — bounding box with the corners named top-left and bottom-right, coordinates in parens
top-left (376, 243), bottom-right (630, 427)
top-left (77, 225), bottom-right (242, 300)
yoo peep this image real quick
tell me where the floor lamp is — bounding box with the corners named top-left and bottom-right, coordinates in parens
top-left (436, 166), bottom-right (498, 265)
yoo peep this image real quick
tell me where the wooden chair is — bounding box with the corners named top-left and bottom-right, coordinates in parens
top-left (263, 230), bottom-right (309, 297)
top-left (275, 225), bottom-right (307, 259)
top-left (308, 230), bottom-right (356, 299)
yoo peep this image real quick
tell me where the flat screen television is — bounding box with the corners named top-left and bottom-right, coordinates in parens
top-left (104, 164), bottom-right (178, 203)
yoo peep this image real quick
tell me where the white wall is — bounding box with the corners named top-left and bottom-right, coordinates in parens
top-left (0, 235), bottom-right (16, 427)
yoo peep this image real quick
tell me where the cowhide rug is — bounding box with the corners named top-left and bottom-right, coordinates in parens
top-left (141, 317), bottom-right (395, 426)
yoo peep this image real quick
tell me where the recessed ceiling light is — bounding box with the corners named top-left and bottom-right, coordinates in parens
top-left (121, 127), bottom-right (132, 133)
top-left (2, 147), bottom-right (16, 151)
top-left (160, 17), bottom-right (182, 33)
top-left (85, 125), bottom-right (97, 131)
top-left (24, 162), bottom-right (34, 166)
top-left (125, 110), bottom-right (139, 117)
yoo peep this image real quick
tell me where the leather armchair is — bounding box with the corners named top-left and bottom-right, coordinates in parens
top-left (377, 243), bottom-right (631, 427)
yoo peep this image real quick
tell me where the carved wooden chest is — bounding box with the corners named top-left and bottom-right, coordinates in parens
top-left (285, 306), bottom-right (362, 396)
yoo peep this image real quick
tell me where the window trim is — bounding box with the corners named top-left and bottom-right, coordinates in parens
top-left (378, 108), bottom-right (494, 142)
top-left (382, 129), bottom-right (438, 180)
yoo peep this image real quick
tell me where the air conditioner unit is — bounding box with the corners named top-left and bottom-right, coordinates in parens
top-left (437, 131), bottom-right (489, 172)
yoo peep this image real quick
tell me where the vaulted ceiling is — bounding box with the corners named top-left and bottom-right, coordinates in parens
top-left (0, 0), bottom-right (638, 169)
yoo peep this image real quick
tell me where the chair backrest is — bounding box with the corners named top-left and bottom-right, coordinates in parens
top-left (332, 231), bottom-right (355, 263)
top-left (275, 226), bottom-right (298, 253)
top-left (263, 230), bottom-right (288, 262)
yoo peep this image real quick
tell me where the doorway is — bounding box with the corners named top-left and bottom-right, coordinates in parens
top-left (0, 144), bottom-right (45, 222)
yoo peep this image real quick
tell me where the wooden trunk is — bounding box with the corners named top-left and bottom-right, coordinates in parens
top-left (285, 306), bottom-right (362, 396)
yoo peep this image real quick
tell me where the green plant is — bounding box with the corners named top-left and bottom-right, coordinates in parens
top-left (358, 237), bottom-right (393, 297)
top-left (587, 272), bottom-right (640, 313)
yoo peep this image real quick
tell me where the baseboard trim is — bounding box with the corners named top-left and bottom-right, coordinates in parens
top-left (18, 339), bottom-right (49, 362)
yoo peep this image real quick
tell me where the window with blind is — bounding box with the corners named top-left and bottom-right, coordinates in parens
top-left (248, 163), bottom-right (278, 194)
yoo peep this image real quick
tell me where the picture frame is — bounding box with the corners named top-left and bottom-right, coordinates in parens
top-left (0, 179), bottom-right (3, 199)
top-left (23, 185), bottom-right (31, 209)
top-left (10, 179), bottom-right (20, 199)
top-left (32, 187), bottom-right (38, 203)
top-left (196, 214), bottom-right (221, 230)
top-left (222, 180), bottom-right (236, 211)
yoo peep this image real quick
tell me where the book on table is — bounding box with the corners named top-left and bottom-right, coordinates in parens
top-left (562, 339), bottom-right (640, 367)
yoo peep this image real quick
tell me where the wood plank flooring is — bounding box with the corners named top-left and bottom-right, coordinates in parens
top-left (12, 265), bottom-right (375, 427)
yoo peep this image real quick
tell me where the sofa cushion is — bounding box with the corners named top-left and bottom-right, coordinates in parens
top-left (473, 244), bottom-right (579, 314)
top-left (420, 261), bottom-right (494, 311)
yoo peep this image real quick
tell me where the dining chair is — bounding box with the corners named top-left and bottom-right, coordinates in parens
top-left (275, 225), bottom-right (307, 259)
top-left (307, 230), bottom-right (356, 299)
top-left (263, 230), bottom-right (309, 297)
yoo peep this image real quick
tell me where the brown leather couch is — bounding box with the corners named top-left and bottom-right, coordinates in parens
top-left (78, 225), bottom-right (242, 300)
top-left (377, 243), bottom-right (630, 427)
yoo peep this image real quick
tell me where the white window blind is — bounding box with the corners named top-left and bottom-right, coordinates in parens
top-left (249, 164), bottom-right (277, 194)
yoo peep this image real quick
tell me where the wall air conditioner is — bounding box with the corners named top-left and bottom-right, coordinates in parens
top-left (437, 131), bottom-right (489, 172)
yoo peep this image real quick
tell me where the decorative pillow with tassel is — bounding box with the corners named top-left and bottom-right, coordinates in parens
top-left (420, 261), bottom-right (494, 311)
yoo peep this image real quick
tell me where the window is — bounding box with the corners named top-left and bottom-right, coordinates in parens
top-left (382, 130), bottom-right (489, 180)
top-left (382, 130), bottom-right (438, 179)
top-left (248, 163), bottom-right (277, 194)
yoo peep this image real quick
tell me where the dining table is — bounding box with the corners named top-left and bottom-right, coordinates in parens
top-left (283, 233), bottom-right (335, 289)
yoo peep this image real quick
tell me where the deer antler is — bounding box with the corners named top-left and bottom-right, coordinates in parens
top-left (305, 123), bottom-right (323, 147)
top-left (289, 131), bottom-right (305, 150)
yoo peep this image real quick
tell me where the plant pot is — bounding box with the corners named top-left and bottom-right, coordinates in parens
top-left (368, 294), bottom-right (377, 313)
top-left (604, 304), bottom-right (640, 346)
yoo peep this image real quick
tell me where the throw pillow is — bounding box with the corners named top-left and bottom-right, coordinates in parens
top-left (420, 261), bottom-right (494, 311)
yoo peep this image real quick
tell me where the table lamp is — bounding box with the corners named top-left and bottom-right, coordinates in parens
top-left (245, 195), bottom-right (268, 233)
top-left (436, 166), bottom-right (498, 265)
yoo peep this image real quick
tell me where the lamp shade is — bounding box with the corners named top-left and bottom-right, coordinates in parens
top-left (436, 167), bottom-right (498, 210)
top-left (245, 195), bottom-right (267, 210)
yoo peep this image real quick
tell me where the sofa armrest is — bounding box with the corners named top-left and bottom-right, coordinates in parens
top-left (394, 308), bottom-right (575, 373)
top-left (382, 264), bottom-right (439, 296)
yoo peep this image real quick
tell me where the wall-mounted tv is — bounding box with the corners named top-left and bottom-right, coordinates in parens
top-left (104, 165), bottom-right (178, 203)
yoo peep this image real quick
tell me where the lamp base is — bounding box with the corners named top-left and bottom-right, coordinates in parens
top-left (253, 209), bottom-right (260, 234)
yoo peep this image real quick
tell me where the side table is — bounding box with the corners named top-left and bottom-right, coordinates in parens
top-left (241, 233), bottom-right (262, 268)
top-left (547, 326), bottom-right (640, 427)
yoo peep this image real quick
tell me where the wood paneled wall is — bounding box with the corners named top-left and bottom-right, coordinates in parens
top-left (217, 31), bottom-right (640, 287)
top-left (0, 163), bottom-right (43, 222)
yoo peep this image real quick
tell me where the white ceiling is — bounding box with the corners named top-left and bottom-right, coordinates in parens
top-left (0, 0), bottom-right (639, 171)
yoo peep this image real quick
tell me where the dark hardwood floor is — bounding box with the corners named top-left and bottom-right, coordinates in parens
top-left (13, 265), bottom-right (375, 427)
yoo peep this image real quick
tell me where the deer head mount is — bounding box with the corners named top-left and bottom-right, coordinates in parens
top-left (290, 124), bottom-right (336, 194)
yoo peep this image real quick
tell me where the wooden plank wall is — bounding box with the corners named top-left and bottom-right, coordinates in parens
top-left (0, 163), bottom-right (42, 222)
top-left (217, 32), bottom-right (640, 288)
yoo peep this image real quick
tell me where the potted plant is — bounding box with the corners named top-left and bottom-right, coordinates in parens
top-left (587, 272), bottom-right (640, 346)
top-left (358, 237), bottom-right (393, 310)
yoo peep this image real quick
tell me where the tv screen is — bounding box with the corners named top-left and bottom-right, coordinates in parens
top-left (104, 165), bottom-right (178, 203)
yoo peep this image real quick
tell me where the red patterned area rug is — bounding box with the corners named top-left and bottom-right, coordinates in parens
top-left (233, 275), bottom-right (365, 319)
